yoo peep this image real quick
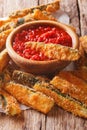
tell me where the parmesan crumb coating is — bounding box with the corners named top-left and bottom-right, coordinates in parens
top-left (0, 49), bottom-right (10, 72)
top-left (4, 82), bottom-right (54, 114)
top-left (0, 89), bottom-right (21, 116)
top-left (34, 81), bottom-right (87, 118)
top-left (25, 42), bottom-right (80, 61)
top-left (0, 29), bottom-right (12, 51)
top-left (9, 0), bottom-right (60, 18)
top-left (50, 75), bottom-right (87, 106)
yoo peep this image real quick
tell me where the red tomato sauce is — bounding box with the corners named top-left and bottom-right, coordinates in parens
top-left (13, 25), bottom-right (72, 61)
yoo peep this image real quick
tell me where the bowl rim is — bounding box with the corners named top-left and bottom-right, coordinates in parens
top-left (6, 20), bottom-right (79, 65)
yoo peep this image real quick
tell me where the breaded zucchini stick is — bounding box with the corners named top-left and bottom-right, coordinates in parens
top-left (12, 70), bottom-right (49, 87)
top-left (4, 82), bottom-right (54, 114)
top-left (50, 75), bottom-right (87, 105)
top-left (0, 10), bottom-right (56, 33)
top-left (69, 67), bottom-right (87, 82)
top-left (9, 1), bottom-right (60, 19)
top-left (0, 23), bottom-right (13, 33)
top-left (0, 17), bottom-right (11, 27)
top-left (0, 89), bottom-right (21, 116)
top-left (75, 36), bottom-right (87, 69)
top-left (0, 1), bottom-right (59, 31)
top-left (79, 35), bottom-right (87, 53)
top-left (0, 29), bottom-right (12, 51)
top-left (75, 55), bottom-right (87, 69)
top-left (0, 16), bottom-right (34, 49)
top-left (34, 81), bottom-right (87, 118)
top-left (0, 1), bottom-right (59, 26)
top-left (0, 15), bottom-right (34, 33)
top-left (33, 9), bottom-right (56, 21)
top-left (25, 42), bottom-right (80, 61)
top-left (0, 69), bottom-right (11, 87)
top-left (59, 71), bottom-right (87, 92)
top-left (0, 49), bottom-right (10, 72)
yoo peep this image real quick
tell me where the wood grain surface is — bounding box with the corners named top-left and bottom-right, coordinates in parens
top-left (0, 0), bottom-right (87, 130)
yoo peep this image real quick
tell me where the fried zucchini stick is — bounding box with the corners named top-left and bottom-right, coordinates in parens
top-left (0, 16), bottom-right (34, 49)
top-left (50, 75), bottom-right (87, 105)
top-left (75, 36), bottom-right (87, 69)
top-left (34, 81), bottom-right (87, 118)
top-left (59, 71), bottom-right (87, 92)
top-left (79, 35), bottom-right (87, 53)
top-left (0, 49), bottom-right (10, 72)
top-left (69, 67), bottom-right (87, 82)
top-left (0, 15), bottom-right (34, 33)
top-left (33, 9), bottom-right (56, 21)
top-left (0, 89), bottom-right (21, 116)
top-left (0, 0), bottom-right (60, 27)
top-left (12, 70), bottom-right (49, 87)
top-left (0, 69), bottom-right (11, 87)
top-left (0, 10), bottom-right (56, 33)
top-left (0, 29), bottom-right (12, 51)
top-left (0, 1), bottom-right (60, 32)
top-left (4, 82), bottom-right (54, 114)
top-left (25, 42), bottom-right (80, 61)
top-left (9, 1), bottom-right (60, 19)
top-left (0, 17), bottom-right (11, 27)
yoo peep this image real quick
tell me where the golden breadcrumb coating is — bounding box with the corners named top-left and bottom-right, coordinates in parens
top-left (0, 1), bottom-right (60, 31)
top-left (4, 82), bottom-right (54, 114)
top-left (0, 89), bottom-right (21, 116)
top-left (33, 9), bottom-right (56, 21)
top-left (0, 69), bottom-right (11, 87)
top-left (46, 0), bottom-right (60, 12)
top-left (0, 29), bottom-right (12, 51)
top-left (0, 49), bottom-right (10, 72)
top-left (50, 75), bottom-right (87, 105)
top-left (79, 35), bottom-right (87, 53)
top-left (34, 81), bottom-right (87, 118)
top-left (9, 1), bottom-right (60, 19)
top-left (70, 67), bottom-right (87, 82)
top-left (75, 36), bottom-right (87, 69)
top-left (12, 70), bottom-right (49, 87)
top-left (25, 42), bottom-right (80, 61)
top-left (59, 71), bottom-right (87, 92)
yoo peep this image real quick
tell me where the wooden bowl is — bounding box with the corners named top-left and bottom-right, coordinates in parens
top-left (6, 20), bottom-right (79, 75)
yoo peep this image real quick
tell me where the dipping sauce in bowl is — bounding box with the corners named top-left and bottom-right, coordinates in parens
top-left (6, 20), bottom-right (79, 75)
top-left (13, 24), bottom-right (72, 61)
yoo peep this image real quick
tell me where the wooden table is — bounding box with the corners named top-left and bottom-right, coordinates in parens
top-left (0, 0), bottom-right (87, 130)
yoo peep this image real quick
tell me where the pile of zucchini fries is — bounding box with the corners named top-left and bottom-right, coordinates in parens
top-left (0, 0), bottom-right (87, 119)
